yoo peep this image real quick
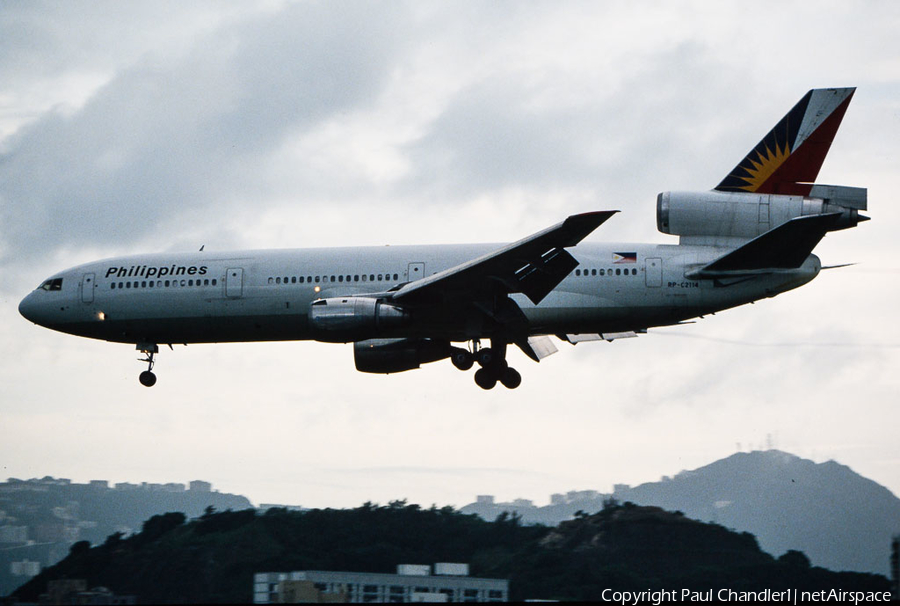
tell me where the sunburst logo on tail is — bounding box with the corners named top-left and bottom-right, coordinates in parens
top-left (734, 141), bottom-right (791, 192)
top-left (716, 88), bottom-right (855, 195)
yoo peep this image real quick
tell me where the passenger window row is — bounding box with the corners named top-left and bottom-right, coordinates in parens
top-left (575, 267), bottom-right (638, 277)
top-left (267, 273), bottom-right (400, 285)
top-left (110, 278), bottom-right (218, 289)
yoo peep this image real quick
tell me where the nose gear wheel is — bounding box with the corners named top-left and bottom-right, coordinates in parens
top-left (137, 343), bottom-right (159, 387)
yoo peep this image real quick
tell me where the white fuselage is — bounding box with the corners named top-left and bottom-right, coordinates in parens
top-left (18, 241), bottom-right (820, 347)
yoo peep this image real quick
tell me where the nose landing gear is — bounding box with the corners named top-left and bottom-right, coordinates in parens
top-left (137, 343), bottom-right (158, 387)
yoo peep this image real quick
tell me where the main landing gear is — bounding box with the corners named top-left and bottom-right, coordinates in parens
top-left (137, 343), bottom-right (158, 387)
top-left (451, 340), bottom-right (521, 390)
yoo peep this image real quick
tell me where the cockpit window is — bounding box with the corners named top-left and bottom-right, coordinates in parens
top-left (39, 278), bottom-right (63, 291)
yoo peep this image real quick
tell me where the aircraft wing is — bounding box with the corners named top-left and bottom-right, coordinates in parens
top-left (390, 211), bottom-right (617, 306)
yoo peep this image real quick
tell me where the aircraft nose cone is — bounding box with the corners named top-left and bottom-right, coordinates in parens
top-left (19, 292), bottom-right (40, 324)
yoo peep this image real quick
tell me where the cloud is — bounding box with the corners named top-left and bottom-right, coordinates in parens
top-left (0, 1), bottom-right (409, 272)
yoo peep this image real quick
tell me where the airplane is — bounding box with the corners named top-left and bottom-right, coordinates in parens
top-left (19, 87), bottom-right (868, 390)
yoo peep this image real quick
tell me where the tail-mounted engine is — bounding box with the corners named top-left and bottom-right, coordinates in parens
top-left (309, 297), bottom-right (409, 342)
top-left (657, 185), bottom-right (867, 241)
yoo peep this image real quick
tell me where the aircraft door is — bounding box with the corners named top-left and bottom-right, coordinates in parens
top-left (407, 262), bottom-right (425, 282)
top-left (81, 273), bottom-right (95, 304)
top-left (645, 258), bottom-right (662, 288)
top-left (226, 268), bottom-right (243, 298)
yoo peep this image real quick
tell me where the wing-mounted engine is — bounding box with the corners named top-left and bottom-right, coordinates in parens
top-left (354, 338), bottom-right (451, 373)
top-left (309, 297), bottom-right (409, 342)
top-left (657, 187), bottom-right (867, 243)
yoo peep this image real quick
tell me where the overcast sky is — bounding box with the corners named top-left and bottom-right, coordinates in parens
top-left (1, 1), bottom-right (898, 510)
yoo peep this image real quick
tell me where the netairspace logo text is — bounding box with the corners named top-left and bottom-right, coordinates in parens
top-left (600, 588), bottom-right (892, 605)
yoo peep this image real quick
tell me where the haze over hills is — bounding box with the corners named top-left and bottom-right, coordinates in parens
top-left (460, 450), bottom-right (900, 576)
top-left (0, 477), bottom-right (251, 596)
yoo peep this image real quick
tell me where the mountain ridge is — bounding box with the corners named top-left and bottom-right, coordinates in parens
top-left (460, 450), bottom-right (900, 575)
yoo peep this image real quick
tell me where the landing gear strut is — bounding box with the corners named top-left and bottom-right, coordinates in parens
top-left (137, 343), bottom-right (158, 387)
top-left (452, 340), bottom-right (521, 390)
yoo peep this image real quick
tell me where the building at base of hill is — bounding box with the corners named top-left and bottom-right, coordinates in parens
top-left (36, 579), bottom-right (136, 605)
top-left (254, 563), bottom-right (507, 603)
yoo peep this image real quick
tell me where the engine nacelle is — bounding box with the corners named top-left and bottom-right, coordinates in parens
top-left (354, 338), bottom-right (451, 374)
top-left (657, 186), bottom-right (867, 240)
top-left (309, 297), bottom-right (409, 340)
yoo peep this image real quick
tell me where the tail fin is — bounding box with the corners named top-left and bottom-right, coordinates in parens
top-left (715, 88), bottom-right (855, 196)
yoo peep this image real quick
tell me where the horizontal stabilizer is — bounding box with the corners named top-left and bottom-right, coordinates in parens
top-left (687, 213), bottom-right (841, 278)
